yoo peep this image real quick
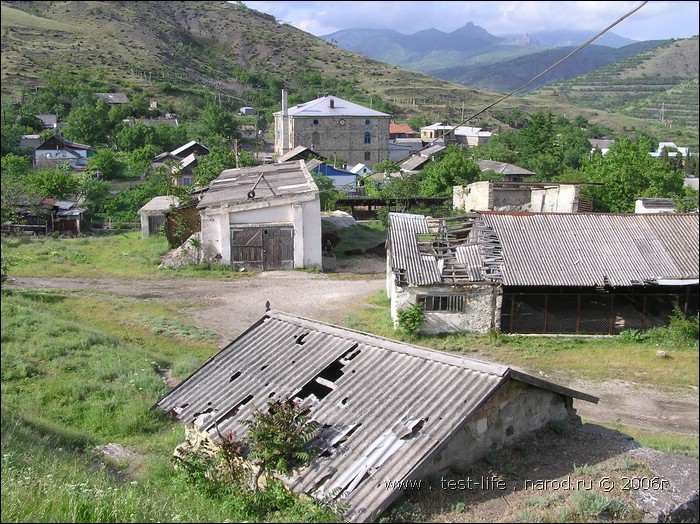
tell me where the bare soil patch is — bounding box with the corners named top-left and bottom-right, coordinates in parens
top-left (4, 254), bottom-right (697, 437)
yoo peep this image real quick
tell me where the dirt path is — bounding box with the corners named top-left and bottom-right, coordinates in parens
top-left (4, 260), bottom-right (698, 436)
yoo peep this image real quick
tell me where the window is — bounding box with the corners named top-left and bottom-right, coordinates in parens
top-left (182, 176), bottom-right (191, 187)
top-left (365, 119), bottom-right (371, 125)
top-left (364, 132), bottom-right (371, 144)
top-left (313, 119), bottom-right (319, 125)
top-left (417, 295), bottom-right (465, 312)
top-left (364, 152), bottom-right (371, 161)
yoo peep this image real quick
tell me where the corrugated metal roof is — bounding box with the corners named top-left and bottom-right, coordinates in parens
top-left (274, 95), bottom-right (390, 118)
top-left (476, 212), bottom-right (700, 286)
top-left (388, 212), bottom-right (699, 288)
top-left (153, 310), bottom-right (595, 522)
top-left (197, 161), bottom-right (318, 209)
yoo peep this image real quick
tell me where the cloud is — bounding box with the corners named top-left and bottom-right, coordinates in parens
top-left (242, 1), bottom-right (699, 41)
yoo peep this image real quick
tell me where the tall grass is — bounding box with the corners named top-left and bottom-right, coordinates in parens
top-left (1, 289), bottom-right (340, 522)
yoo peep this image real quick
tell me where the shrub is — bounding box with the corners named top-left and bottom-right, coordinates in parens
top-left (397, 303), bottom-right (425, 335)
top-left (243, 398), bottom-right (318, 489)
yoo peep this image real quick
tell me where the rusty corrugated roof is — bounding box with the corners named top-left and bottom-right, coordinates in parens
top-left (153, 310), bottom-right (595, 522)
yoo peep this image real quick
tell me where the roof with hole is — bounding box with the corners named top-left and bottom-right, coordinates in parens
top-left (153, 310), bottom-right (597, 522)
top-left (388, 212), bottom-right (700, 287)
top-left (196, 160), bottom-right (318, 209)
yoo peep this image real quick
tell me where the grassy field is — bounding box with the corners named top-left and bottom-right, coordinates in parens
top-left (1, 232), bottom-right (697, 522)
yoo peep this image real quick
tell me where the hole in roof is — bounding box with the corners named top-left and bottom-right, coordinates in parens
top-left (295, 333), bottom-right (309, 345)
top-left (239, 394), bottom-right (254, 406)
top-left (260, 365), bottom-right (268, 371)
top-left (268, 391), bottom-right (276, 398)
top-left (229, 371), bottom-right (242, 382)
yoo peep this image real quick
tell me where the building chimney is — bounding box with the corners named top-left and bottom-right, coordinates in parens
top-left (281, 89), bottom-right (289, 155)
top-left (329, 99), bottom-right (334, 109)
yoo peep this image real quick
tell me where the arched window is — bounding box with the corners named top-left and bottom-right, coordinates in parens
top-left (312, 131), bottom-right (320, 147)
top-left (364, 132), bottom-right (371, 144)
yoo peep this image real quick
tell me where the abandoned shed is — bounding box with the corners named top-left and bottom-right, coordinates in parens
top-left (153, 310), bottom-right (597, 523)
top-left (386, 211), bottom-right (699, 335)
top-left (138, 196), bottom-right (180, 239)
top-left (197, 160), bottom-right (322, 271)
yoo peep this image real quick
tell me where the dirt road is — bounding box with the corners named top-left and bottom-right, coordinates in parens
top-left (4, 260), bottom-right (698, 436)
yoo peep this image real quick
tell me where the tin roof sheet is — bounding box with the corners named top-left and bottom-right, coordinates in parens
top-left (477, 212), bottom-right (699, 286)
top-left (275, 95), bottom-right (390, 118)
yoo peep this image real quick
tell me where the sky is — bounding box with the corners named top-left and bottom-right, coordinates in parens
top-left (242, 1), bottom-right (699, 42)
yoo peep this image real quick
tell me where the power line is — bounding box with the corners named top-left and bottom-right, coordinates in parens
top-left (425, 1), bottom-right (649, 150)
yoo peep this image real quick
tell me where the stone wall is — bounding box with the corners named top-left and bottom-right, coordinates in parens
top-left (420, 380), bottom-right (578, 479)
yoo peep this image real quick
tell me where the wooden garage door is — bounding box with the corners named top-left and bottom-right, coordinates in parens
top-left (230, 226), bottom-right (294, 270)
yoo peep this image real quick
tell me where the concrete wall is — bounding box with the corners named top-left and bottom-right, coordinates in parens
top-left (453, 181), bottom-right (492, 212)
top-left (454, 182), bottom-right (580, 213)
top-left (531, 184), bottom-right (580, 212)
top-left (275, 115), bottom-right (391, 169)
top-left (199, 195), bottom-right (322, 270)
top-left (492, 188), bottom-right (531, 209)
top-left (390, 282), bottom-right (500, 334)
top-left (419, 380), bottom-right (577, 479)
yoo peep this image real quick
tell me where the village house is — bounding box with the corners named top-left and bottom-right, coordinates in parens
top-left (196, 160), bottom-right (322, 271)
top-left (33, 134), bottom-right (96, 170)
top-left (153, 309), bottom-right (598, 523)
top-left (138, 196), bottom-right (180, 239)
top-left (386, 211), bottom-right (699, 335)
top-left (273, 91), bottom-right (391, 169)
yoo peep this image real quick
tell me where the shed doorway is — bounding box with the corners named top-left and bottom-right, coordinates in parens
top-left (230, 226), bottom-right (294, 270)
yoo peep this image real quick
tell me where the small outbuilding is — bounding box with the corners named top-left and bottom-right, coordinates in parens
top-left (138, 196), bottom-right (180, 239)
top-left (386, 211), bottom-right (699, 335)
top-left (197, 160), bottom-right (322, 271)
top-left (153, 309), bottom-right (598, 523)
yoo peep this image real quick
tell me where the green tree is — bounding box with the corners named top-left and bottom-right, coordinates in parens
top-left (87, 148), bottom-right (121, 179)
top-left (199, 104), bottom-right (240, 144)
top-left (311, 171), bottom-right (337, 211)
top-left (63, 100), bottom-right (110, 145)
top-left (242, 398), bottom-right (318, 491)
top-left (1, 153), bottom-right (33, 222)
top-left (77, 173), bottom-right (111, 218)
top-left (419, 145), bottom-right (480, 196)
top-left (113, 123), bottom-right (156, 152)
top-left (559, 137), bottom-right (685, 213)
top-left (192, 146), bottom-right (238, 187)
top-left (28, 165), bottom-right (80, 200)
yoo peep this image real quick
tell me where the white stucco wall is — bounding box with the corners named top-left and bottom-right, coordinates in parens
top-left (199, 195), bottom-right (322, 270)
top-left (453, 181), bottom-right (492, 212)
top-left (389, 282), bottom-right (500, 334)
top-left (531, 184), bottom-right (580, 212)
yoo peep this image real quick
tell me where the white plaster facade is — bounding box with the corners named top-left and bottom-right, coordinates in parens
top-left (453, 181), bottom-right (581, 213)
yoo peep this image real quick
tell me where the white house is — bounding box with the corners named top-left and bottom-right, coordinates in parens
top-left (197, 160), bottom-right (322, 271)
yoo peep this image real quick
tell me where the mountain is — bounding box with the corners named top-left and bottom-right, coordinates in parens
top-left (0, 1), bottom-right (697, 149)
top-left (428, 41), bottom-right (665, 93)
top-left (321, 23), bottom-right (651, 91)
